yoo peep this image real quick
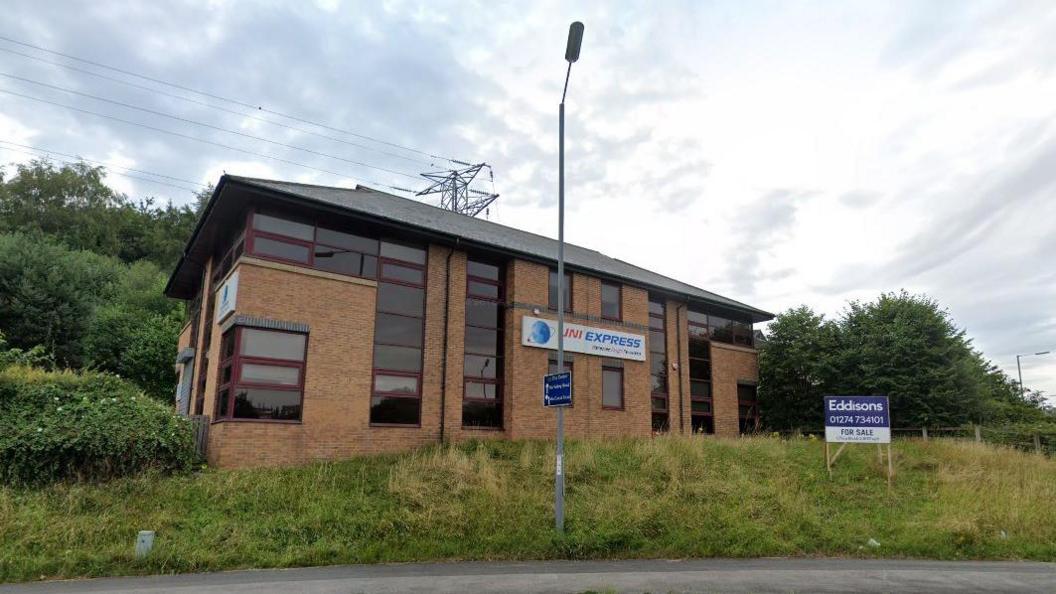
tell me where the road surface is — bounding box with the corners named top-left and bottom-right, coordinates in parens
top-left (2, 558), bottom-right (1054, 593)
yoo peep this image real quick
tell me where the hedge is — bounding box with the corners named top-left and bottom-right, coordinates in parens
top-left (0, 365), bottom-right (199, 485)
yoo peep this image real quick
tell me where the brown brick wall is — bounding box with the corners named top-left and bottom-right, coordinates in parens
top-left (190, 245), bottom-right (760, 468)
top-left (711, 342), bottom-right (759, 438)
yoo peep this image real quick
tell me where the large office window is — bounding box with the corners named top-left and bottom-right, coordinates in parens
top-left (463, 258), bottom-right (505, 428)
top-left (370, 241), bottom-right (427, 425)
top-left (601, 282), bottom-right (621, 321)
top-left (738, 383), bottom-right (760, 434)
top-left (548, 269), bottom-right (572, 312)
top-left (688, 315), bottom-right (713, 434)
top-left (687, 308), bottom-right (753, 347)
top-left (214, 327), bottom-right (307, 421)
top-left (602, 358), bottom-right (624, 410)
top-left (648, 296), bottom-right (668, 431)
top-left (247, 210), bottom-right (380, 280)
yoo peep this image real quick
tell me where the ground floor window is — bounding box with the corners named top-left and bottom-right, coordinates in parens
top-left (214, 326), bottom-right (307, 421)
top-left (738, 383), bottom-right (760, 434)
top-left (601, 358), bottom-right (624, 410)
top-left (688, 330), bottom-right (713, 434)
top-left (463, 258), bottom-right (504, 428)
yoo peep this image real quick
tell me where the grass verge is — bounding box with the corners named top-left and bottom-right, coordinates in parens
top-left (2, 436), bottom-right (1055, 582)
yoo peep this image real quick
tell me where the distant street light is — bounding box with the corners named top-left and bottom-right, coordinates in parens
top-left (1016, 351), bottom-right (1051, 398)
top-left (554, 20), bottom-right (584, 534)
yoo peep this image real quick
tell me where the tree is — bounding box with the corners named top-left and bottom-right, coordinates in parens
top-left (758, 291), bottom-right (1049, 430)
top-left (757, 305), bottom-right (836, 430)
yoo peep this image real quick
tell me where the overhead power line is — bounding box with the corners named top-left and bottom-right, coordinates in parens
top-left (0, 34), bottom-right (468, 164)
top-left (0, 46), bottom-right (440, 168)
top-left (0, 72), bottom-right (422, 180)
top-left (0, 87), bottom-right (417, 194)
top-left (0, 139), bottom-right (208, 189)
top-left (0, 142), bottom-right (203, 194)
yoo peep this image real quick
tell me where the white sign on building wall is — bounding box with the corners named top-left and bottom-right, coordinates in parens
top-left (215, 271), bottom-right (239, 322)
top-left (521, 316), bottom-right (646, 361)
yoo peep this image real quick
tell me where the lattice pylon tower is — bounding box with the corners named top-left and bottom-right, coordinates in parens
top-left (416, 162), bottom-right (499, 217)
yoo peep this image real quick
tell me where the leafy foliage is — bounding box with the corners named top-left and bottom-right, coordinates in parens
top-left (759, 292), bottom-right (1052, 429)
top-left (0, 159), bottom-right (206, 269)
top-left (0, 232), bottom-right (183, 400)
top-left (0, 365), bottom-right (199, 486)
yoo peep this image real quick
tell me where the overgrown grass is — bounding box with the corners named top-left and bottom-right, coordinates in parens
top-left (2, 436), bottom-right (1055, 582)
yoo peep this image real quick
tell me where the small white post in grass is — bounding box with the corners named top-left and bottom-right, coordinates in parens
top-left (135, 530), bottom-right (155, 559)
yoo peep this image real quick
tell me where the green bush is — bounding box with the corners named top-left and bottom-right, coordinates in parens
top-left (0, 365), bottom-right (199, 485)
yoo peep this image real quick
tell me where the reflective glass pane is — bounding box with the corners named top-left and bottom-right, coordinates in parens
top-left (374, 374), bottom-right (418, 394)
top-left (215, 388), bottom-right (229, 417)
top-left (370, 395), bottom-right (419, 424)
top-left (690, 379), bottom-right (711, 397)
top-left (316, 227), bottom-right (377, 254)
top-left (380, 242), bottom-right (426, 264)
top-left (240, 329), bottom-right (306, 361)
top-left (378, 283), bottom-right (425, 316)
top-left (652, 396), bottom-right (667, 411)
top-left (464, 381), bottom-right (498, 400)
top-left (648, 299), bottom-right (664, 315)
top-left (253, 237), bottom-right (310, 263)
top-left (689, 338), bottom-right (710, 359)
top-left (467, 260), bottom-right (500, 280)
top-left (467, 280), bottom-right (499, 299)
top-left (464, 355), bottom-right (498, 378)
top-left (232, 388), bottom-right (301, 420)
top-left (691, 415), bottom-right (714, 434)
top-left (373, 345), bottom-right (422, 372)
top-left (240, 363), bottom-right (299, 386)
top-left (465, 299), bottom-right (500, 328)
top-left (381, 262), bottom-right (424, 284)
top-left (692, 400), bottom-right (713, 413)
top-left (253, 213), bottom-right (314, 241)
top-left (374, 313), bottom-right (423, 347)
top-left (314, 248), bottom-right (368, 277)
top-left (548, 270), bottom-right (571, 311)
top-left (601, 283), bottom-right (620, 319)
top-left (464, 326), bottom-right (498, 355)
top-left (462, 400), bottom-right (501, 428)
top-left (602, 368), bottom-right (623, 408)
top-left (689, 358), bottom-right (710, 380)
top-left (649, 330), bottom-right (666, 352)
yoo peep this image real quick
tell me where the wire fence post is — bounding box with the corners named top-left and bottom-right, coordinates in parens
top-left (975, 424), bottom-right (982, 443)
top-left (922, 427), bottom-right (928, 441)
top-left (1035, 433), bottom-right (1042, 454)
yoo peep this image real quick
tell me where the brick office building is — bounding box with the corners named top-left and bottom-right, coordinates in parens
top-left (166, 175), bottom-right (773, 468)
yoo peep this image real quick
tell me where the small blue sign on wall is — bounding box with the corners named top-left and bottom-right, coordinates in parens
top-left (544, 371), bottom-right (573, 407)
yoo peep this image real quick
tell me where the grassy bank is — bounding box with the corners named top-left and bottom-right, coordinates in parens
top-left (2, 436), bottom-right (1055, 582)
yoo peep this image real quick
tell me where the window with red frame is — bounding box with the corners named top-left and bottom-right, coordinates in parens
top-left (687, 316), bottom-right (713, 434)
top-left (463, 258), bottom-right (504, 428)
top-left (214, 327), bottom-right (307, 421)
top-left (601, 281), bottom-right (621, 321)
top-left (246, 211), bottom-right (379, 280)
top-left (648, 296), bottom-right (669, 431)
top-left (548, 269), bottom-right (572, 312)
top-left (602, 358), bottom-right (624, 410)
top-left (370, 241), bottom-right (427, 425)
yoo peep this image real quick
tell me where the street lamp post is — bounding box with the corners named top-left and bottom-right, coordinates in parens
top-left (1016, 351), bottom-right (1051, 398)
top-left (555, 20), bottom-right (583, 534)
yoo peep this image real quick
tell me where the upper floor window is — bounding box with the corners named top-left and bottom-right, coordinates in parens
top-left (601, 358), bottom-right (624, 410)
top-left (601, 282), bottom-right (621, 320)
top-left (464, 258), bottom-right (505, 428)
top-left (246, 210), bottom-right (380, 280)
top-left (687, 308), bottom-right (753, 347)
top-left (548, 269), bottom-right (572, 312)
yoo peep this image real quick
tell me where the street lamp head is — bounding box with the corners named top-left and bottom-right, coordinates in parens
top-left (1037, 351), bottom-right (1051, 356)
top-left (565, 21), bottom-right (585, 63)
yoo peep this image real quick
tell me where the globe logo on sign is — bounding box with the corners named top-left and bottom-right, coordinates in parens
top-left (529, 320), bottom-right (551, 344)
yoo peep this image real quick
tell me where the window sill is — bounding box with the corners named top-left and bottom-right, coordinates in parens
top-left (211, 418), bottom-right (302, 425)
top-left (370, 422), bottom-right (422, 428)
top-left (461, 425), bottom-right (504, 431)
top-left (602, 406), bottom-right (625, 411)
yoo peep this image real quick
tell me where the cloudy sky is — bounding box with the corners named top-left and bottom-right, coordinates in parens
top-left (1, 0), bottom-right (1054, 397)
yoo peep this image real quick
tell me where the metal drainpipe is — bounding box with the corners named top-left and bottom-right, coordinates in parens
top-left (676, 303), bottom-right (686, 434)
top-left (438, 242), bottom-right (457, 444)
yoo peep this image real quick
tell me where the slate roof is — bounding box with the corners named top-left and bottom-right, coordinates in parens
top-left (169, 175), bottom-right (773, 322)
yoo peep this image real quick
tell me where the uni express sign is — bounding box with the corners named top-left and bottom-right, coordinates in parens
top-left (521, 316), bottom-right (646, 361)
top-left (824, 396), bottom-right (891, 444)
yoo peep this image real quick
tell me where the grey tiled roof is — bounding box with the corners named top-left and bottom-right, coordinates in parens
top-left (229, 176), bottom-right (773, 321)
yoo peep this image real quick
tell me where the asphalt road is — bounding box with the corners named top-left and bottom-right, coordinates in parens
top-left (3, 558), bottom-right (1055, 593)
